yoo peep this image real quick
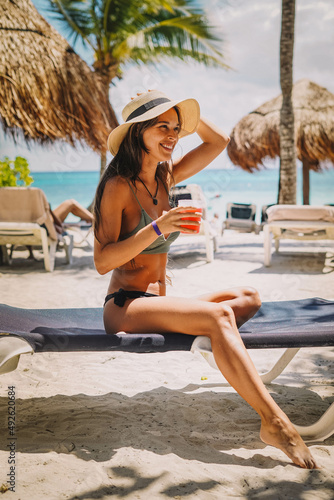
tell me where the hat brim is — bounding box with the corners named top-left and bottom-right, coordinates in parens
top-left (107, 97), bottom-right (200, 156)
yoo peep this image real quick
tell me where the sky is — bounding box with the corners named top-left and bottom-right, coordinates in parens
top-left (1, 0), bottom-right (333, 172)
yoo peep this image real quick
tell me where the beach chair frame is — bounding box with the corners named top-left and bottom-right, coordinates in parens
top-left (0, 297), bottom-right (333, 442)
top-left (1, 332), bottom-right (333, 442)
top-left (191, 337), bottom-right (334, 442)
top-left (224, 202), bottom-right (258, 233)
top-left (263, 205), bottom-right (334, 266)
top-left (0, 187), bottom-right (73, 272)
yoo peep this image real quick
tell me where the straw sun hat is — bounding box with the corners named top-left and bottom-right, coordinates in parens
top-left (107, 90), bottom-right (200, 156)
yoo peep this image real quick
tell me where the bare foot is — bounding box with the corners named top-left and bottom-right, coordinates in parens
top-left (260, 415), bottom-right (319, 469)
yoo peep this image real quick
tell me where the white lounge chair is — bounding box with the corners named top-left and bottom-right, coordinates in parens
top-left (224, 202), bottom-right (258, 233)
top-left (263, 204), bottom-right (334, 266)
top-left (170, 184), bottom-right (215, 262)
top-left (63, 221), bottom-right (93, 248)
top-left (260, 203), bottom-right (276, 231)
top-left (0, 187), bottom-right (73, 272)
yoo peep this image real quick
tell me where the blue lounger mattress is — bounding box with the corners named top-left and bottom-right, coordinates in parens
top-left (0, 297), bottom-right (333, 353)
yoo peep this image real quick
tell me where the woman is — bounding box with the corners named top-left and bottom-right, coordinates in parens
top-left (93, 90), bottom-right (317, 469)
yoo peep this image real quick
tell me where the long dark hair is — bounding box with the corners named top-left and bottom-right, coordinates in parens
top-left (94, 107), bottom-right (181, 238)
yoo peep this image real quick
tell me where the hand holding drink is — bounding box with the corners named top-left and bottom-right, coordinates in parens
top-left (178, 200), bottom-right (203, 233)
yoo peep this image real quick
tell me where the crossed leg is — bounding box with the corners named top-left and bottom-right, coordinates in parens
top-left (104, 289), bottom-right (318, 469)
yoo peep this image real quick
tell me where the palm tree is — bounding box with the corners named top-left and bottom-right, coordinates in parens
top-left (44, 0), bottom-right (228, 175)
top-left (278, 0), bottom-right (296, 204)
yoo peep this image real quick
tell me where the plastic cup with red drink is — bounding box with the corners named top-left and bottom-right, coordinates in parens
top-left (178, 199), bottom-right (203, 234)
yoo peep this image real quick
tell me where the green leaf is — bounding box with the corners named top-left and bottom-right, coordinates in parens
top-left (0, 157), bottom-right (34, 187)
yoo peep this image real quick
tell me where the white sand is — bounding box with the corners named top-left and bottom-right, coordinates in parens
top-left (0, 231), bottom-right (333, 499)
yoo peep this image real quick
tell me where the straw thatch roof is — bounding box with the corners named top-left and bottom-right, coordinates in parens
top-left (227, 79), bottom-right (334, 172)
top-left (0, 0), bottom-right (117, 152)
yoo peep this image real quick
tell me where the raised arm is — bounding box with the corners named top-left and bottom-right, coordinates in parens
top-left (172, 117), bottom-right (230, 185)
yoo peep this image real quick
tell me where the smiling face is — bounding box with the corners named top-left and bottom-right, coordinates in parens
top-left (142, 107), bottom-right (180, 162)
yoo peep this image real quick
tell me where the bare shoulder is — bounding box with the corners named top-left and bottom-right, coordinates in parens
top-left (103, 176), bottom-right (129, 196)
top-left (101, 176), bottom-right (131, 209)
top-left (97, 176), bottom-right (130, 244)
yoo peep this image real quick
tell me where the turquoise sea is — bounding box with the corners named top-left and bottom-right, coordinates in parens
top-left (30, 167), bottom-right (334, 224)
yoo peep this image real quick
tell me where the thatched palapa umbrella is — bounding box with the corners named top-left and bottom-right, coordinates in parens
top-left (227, 79), bottom-right (334, 204)
top-left (0, 0), bottom-right (117, 152)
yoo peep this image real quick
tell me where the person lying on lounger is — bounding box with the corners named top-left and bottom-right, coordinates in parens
top-left (93, 90), bottom-right (318, 469)
top-left (51, 199), bottom-right (94, 234)
top-left (10, 199), bottom-right (94, 260)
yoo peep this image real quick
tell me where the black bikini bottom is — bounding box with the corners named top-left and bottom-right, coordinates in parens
top-left (104, 288), bottom-right (158, 307)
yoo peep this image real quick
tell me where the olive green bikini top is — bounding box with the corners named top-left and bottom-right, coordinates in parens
top-left (121, 181), bottom-right (180, 254)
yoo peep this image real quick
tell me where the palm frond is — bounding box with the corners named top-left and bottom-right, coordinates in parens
top-left (123, 45), bottom-right (227, 69)
top-left (113, 14), bottom-right (226, 67)
top-left (42, 0), bottom-right (229, 83)
top-left (45, 0), bottom-right (96, 48)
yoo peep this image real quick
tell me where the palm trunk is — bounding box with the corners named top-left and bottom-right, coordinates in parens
top-left (302, 158), bottom-right (310, 205)
top-left (95, 69), bottom-right (119, 178)
top-left (278, 0), bottom-right (296, 205)
top-left (86, 71), bottom-right (118, 210)
top-left (100, 149), bottom-right (107, 177)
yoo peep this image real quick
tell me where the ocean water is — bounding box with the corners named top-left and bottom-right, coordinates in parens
top-left (30, 167), bottom-right (334, 223)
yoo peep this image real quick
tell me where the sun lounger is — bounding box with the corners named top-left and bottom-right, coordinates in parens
top-left (0, 187), bottom-right (73, 271)
top-left (263, 205), bottom-right (334, 266)
top-left (224, 202), bottom-right (258, 233)
top-left (0, 297), bottom-right (333, 441)
top-left (62, 221), bottom-right (93, 248)
top-left (170, 184), bottom-right (214, 262)
top-left (260, 203), bottom-right (276, 230)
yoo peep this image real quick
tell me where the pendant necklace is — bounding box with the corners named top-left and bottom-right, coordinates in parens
top-left (137, 176), bottom-right (159, 205)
